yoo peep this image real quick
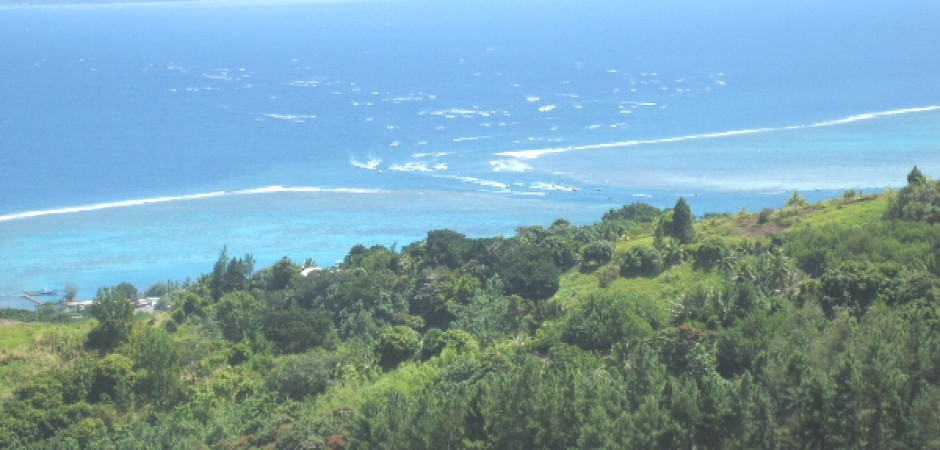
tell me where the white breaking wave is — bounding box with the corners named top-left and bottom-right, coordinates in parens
top-left (0, 187), bottom-right (388, 223)
top-left (439, 175), bottom-right (510, 190)
top-left (351, 158), bottom-right (382, 170)
top-left (529, 182), bottom-right (580, 192)
top-left (388, 162), bottom-right (446, 173)
top-left (452, 136), bottom-right (492, 142)
top-left (496, 105), bottom-right (940, 160)
top-left (490, 159), bottom-right (533, 173)
top-left (262, 113), bottom-right (317, 122)
top-left (412, 152), bottom-right (453, 158)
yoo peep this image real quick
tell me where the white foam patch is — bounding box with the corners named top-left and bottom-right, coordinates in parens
top-left (529, 182), bottom-right (579, 192)
top-left (427, 108), bottom-right (499, 119)
top-left (288, 80), bottom-right (321, 87)
top-left (0, 187), bottom-right (387, 223)
top-left (440, 175), bottom-right (510, 190)
top-left (389, 162), bottom-right (434, 172)
top-left (490, 159), bottom-right (533, 173)
top-left (412, 152), bottom-right (453, 158)
top-left (351, 158), bottom-right (382, 170)
top-left (452, 136), bottom-right (492, 142)
top-left (262, 113), bottom-right (317, 123)
top-left (539, 105), bottom-right (557, 112)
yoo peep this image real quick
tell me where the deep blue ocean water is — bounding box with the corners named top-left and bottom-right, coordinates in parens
top-left (2, 0), bottom-right (939, 308)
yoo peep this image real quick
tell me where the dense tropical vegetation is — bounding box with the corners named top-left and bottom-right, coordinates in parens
top-left (1, 168), bottom-right (939, 448)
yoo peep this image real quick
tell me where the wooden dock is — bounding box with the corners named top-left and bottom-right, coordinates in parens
top-left (21, 294), bottom-right (44, 305)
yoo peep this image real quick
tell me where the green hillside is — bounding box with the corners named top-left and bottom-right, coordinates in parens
top-left (2, 169), bottom-right (939, 448)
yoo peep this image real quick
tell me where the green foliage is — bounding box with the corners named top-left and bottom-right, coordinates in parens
top-left (262, 308), bottom-right (337, 354)
top-left (374, 326), bottom-right (421, 370)
top-left (908, 165), bottom-right (927, 185)
top-left (692, 236), bottom-right (729, 271)
top-left (216, 291), bottom-right (265, 342)
top-left (602, 202), bottom-right (662, 224)
top-left (814, 260), bottom-right (935, 316)
top-left (86, 286), bottom-right (135, 352)
top-left (452, 277), bottom-right (524, 344)
top-left (209, 247), bottom-right (255, 300)
top-left (7, 173), bottom-right (940, 449)
top-left (419, 329), bottom-right (479, 360)
top-left (561, 291), bottom-right (654, 351)
top-left (91, 353), bottom-right (135, 408)
top-left (494, 241), bottom-right (560, 301)
top-left (620, 244), bottom-right (665, 277)
top-left (264, 349), bottom-right (348, 400)
top-left (887, 166), bottom-right (940, 223)
top-left (785, 191), bottom-right (809, 210)
top-left (113, 282), bottom-right (139, 302)
top-left (424, 229), bottom-right (473, 269)
top-left (580, 240), bottom-right (614, 269)
top-left (671, 197), bottom-right (696, 244)
top-left (123, 326), bottom-right (180, 404)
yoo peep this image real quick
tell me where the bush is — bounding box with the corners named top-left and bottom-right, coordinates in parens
top-left (265, 349), bottom-right (346, 399)
top-left (216, 291), bottom-right (265, 342)
top-left (581, 240), bottom-right (614, 269)
top-left (758, 208), bottom-right (774, 224)
top-left (495, 241), bottom-right (560, 301)
top-left (420, 329), bottom-right (479, 360)
top-left (561, 292), bottom-right (653, 351)
top-left (887, 178), bottom-right (940, 223)
top-left (375, 326), bottom-right (421, 370)
top-left (693, 237), bottom-right (728, 271)
top-left (262, 308), bottom-right (336, 354)
top-left (602, 203), bottom-right (661, 223)
top-left (620, 245), bottom-right (664, 277)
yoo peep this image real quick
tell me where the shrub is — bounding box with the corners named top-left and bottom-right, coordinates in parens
top-left (620, 245), bottom-right (664, 277)
top-left (374, 326), bottom-right (421, 370)
top-left (561, 292), bottom-right (653, 351)
top-left (581, 240), bottom-right (614, 269)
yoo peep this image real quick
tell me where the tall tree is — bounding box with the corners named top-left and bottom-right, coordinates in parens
top-left (210, 246), bottom-right (228, 301)
top-left (87, 287), bottom-right (135, 351)
top-left (671, 197), bottom-right (695, 244)
top-left (907, 165), bottom-right (927, 185)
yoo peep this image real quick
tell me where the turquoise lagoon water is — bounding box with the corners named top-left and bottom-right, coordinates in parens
top-left (1, 0), bottom-right (939, 308)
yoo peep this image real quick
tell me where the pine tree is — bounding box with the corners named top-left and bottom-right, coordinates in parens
top-left (907, 165), bottom-right (927, 185)
top-left (671, 197), bottom-right (695, 244)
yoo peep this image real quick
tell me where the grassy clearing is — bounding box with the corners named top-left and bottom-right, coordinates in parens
top-left (0, 321), bottom-right (91, 401)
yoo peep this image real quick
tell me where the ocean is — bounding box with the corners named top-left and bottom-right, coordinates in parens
top-left (2, 0), bottom-right (939, 309)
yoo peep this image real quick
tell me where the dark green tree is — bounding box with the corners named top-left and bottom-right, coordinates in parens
top-left (581, 240), bottom-right (614, 269)
top-left (908, 165), bottom-right (927, 185)
top-left (113, 282), bottom-right (138, 302)
top-left (495, 241), bottom-right (560, 301)
top-left (425, 229), bottom-right (473, 269)
top-left (671, 197), bottom-right (695, 244)
top-left (209, 246), bottom-right (228, 301)
top-left (262, 308), bottom-right (336, 354)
